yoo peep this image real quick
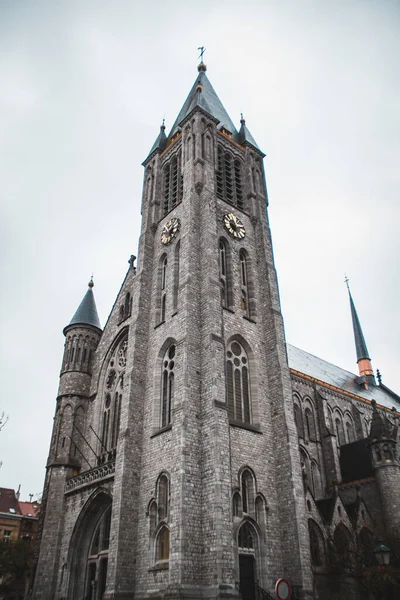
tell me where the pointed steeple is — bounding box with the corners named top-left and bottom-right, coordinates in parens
top-left (64, 278), bottom-right (102, 333)
top-left (145, 121), bottom-right (167, 162)
top-left (169, 62), bottom-right (238, 137)
top-left (237, 114), bottom-right (263, 154)
top-left (345, 278), bottom-right (375, 386)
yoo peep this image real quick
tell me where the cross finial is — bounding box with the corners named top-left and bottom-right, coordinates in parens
top-left (198, 46), bottom-right (206, 62)
top-left (344, 274), bottom-right (350, 291)
top-left (129, 254), bottom-right (137, 272)
top-left (88, 274), bottom-right (94, 288)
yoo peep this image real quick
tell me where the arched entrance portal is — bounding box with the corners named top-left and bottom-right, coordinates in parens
top-left (67, 492), bottom-right (112, 600)
top-left (238, 522), bottom-right (257, 600)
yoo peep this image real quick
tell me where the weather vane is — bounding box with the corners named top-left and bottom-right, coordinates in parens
top-left (344, 274), bottom-right (350, 291)
top-left (198, 46), bottom-right (206, 62)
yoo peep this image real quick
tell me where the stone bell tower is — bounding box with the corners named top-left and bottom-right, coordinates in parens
top-left (33, 61), bottom-right (311, 600)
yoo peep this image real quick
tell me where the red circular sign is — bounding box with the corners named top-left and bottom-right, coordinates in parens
top-left (275, 578), bottom-right (291, 600)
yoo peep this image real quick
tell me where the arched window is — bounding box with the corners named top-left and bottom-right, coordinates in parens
top-left (86, 506), bottom-right (112, 600)
top-left (99, 337), bottom-right (126, 462)
top-left (238, 522), bottom-right (255, 550)
top-left (156, 526), bottom-right (170, 561)
top-left (240, 250), bottom-right (249, 317)
top-left (358, 528), bottom-right (375, 567)
top-left (232, 492), bottom-right (242, 518)
top-left (345, 417), bottom-right (355, 443)
top-left (157, 254), bottom-right (168, 324)
top-left (163, 153), bottom-right (183, 216)
top-left (241, 469), bottom-right (255, 516)
top-left (293, 399), bottom-right (304, 438)
top-left (335, 414), bottom-right (346, 446)
top-left (255, 495), bottom-right (266, 530)
top-left (308, 520), bottom-right (325, 568)
top-left (161, 345), bottom-right (175, 428)
top-left (311, 461), bottom-right (322, 499)
top-left (332, 524), bottom-right (353, 571)
top-left (157, 474), bottom-right (169, 521)
top-left (173, 241), bottom-right (180, 311)
top-left (216, 146), bottom-right (245, 209)
top-left (219, 239), bottom-right (234, 309)
top-left (149, 473), bottom-right (171, 564)
top-left (226, 340), bottom-right (251, 424)
top-left (305, 403), bottom-right (316, 441)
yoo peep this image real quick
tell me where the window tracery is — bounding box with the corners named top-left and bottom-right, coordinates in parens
top-left (100, 336), bottom-right (126, 462)
top-left (226, 340), bottom-right (251, 424)
top-left (161, 344), bottom-right (175, 428)
top-left (148, 473), bottom-right (171, 564)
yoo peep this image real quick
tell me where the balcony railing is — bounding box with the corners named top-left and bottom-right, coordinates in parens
top-left (65, 459), bottom-right (115, 493)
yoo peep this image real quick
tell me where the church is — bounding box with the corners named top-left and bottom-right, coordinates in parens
top-left (32, 61), bottom-right (400, 600)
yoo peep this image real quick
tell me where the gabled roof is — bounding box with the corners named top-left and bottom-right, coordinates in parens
top-left (19, 501), bottom-right (40, 518)
top-left (287, 344), bottom-right (400, 411)
top-left (0, 488), bottom-right (22, 515)
top-left (65, 280), bottom-right (102, 333)
top-left (169, 64), bottom-right (237, 137)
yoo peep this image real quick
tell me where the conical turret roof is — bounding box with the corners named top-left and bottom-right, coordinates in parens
top-left (237, 115), bottom-right (263, 153)
top-left (145, 123), bottom-right (168, 162)
top-left (65, 280), bottom-right (102, 333)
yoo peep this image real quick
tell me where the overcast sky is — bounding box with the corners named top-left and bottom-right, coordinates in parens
top-left (0, 0), bottom-right (399, 499)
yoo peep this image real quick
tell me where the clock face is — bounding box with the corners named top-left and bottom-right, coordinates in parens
top-left (161, 217), bottom-right (181, 245)
top-left (223, 213), bottom-right (246, 239)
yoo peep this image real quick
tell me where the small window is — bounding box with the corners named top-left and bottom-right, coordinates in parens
top-left (156, 526), bottom-right (170, 561)
top-left (161, 346), bottom-right (175, 428)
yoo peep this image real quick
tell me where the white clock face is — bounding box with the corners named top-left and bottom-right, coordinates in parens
top-left (161, 218), bottom-right (181, 245)
top-left (223, 213), bottom-right (246, 239)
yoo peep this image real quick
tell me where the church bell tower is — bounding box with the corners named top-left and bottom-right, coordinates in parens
top-left (33, 60), bottom-right (312, 600)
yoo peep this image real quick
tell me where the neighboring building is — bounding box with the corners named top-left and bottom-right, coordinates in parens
top-left (32, 62), bottom-right (400, 600)
top-left (0, 488), bottom-right (40, 599)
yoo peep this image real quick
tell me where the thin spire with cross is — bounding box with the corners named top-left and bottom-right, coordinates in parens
top-left (198, 46), bottom-right (206, 62)
top-left (344, 274), bottom-right (350, 291)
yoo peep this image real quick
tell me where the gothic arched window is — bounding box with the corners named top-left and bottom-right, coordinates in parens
top-left (219, 239), bottom-right (233, 310)
top-left (241, 469), bottom-right (256, 516)
top-left (86, 506), bottom-right (112, 600)
top-left (345, 415), bottom-right (355, 443)
top-left (308, 519), bottom-right (325, 568)
top-left (226, 340), bottom-right (251, 424)
top-left (163, 152), bottom-right (183, 216)
top-left (238, 522), bottom-right (255, 550)
top-left (173, 241), bottom-right (180, 312)
top-left (240, 250), bottom-right (249, 317)
top-left (156, 527), bottom-right (170, 561)
top-left (216, 146), bottom-right (244, 209)
top-left (335, 414), bottom-right (346, 446)
top-left (305, 403), bottom-right (316, 441)
top-left (161, 345), bottom-right (175, 428)
top-left (99, 336), bottom-right (126, 462)
top-left (293, 397), bottom-right (304, 438)
top-left (148, 473), bottom-right (171, 564)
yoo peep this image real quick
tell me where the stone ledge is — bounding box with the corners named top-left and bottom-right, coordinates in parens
top-left (65, 459), bottom-right (115, 494)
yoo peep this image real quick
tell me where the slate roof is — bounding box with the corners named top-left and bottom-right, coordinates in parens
top-left (166, 65), bottom-right (263, 153)
top-left (146, 124), bottom-right (168, 161)
top-left (0, 488), bottom-right (22, 515)
top-left (348, 291), bottom-right (370, 361)
top-left (65, 282), bottom-right (101, 332)
top-left (169, 66), bottom-right (237, 137)
top-left (287, 344), bottom-right (400, 411)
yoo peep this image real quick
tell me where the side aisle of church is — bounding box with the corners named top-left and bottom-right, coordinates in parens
top-left (32, 63), bottom-right (400, 600)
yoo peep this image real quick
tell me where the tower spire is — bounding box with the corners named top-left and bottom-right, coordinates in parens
top-left (64, 278), bottom-right (102, 334)
top-left (345, 277), bottom-right (375, 386)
